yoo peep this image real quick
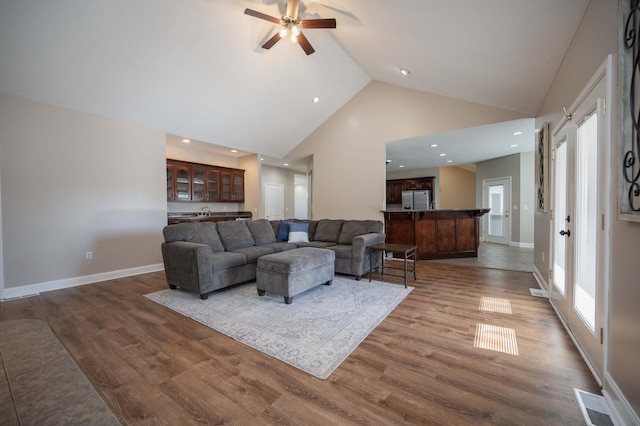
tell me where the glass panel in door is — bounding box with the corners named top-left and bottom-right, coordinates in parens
top-left (553, 139), bottom-right (568, 296)
top-left (488, 184), bottom-right (505, 238)
top-left (574, 112), bottom-right (598, 330)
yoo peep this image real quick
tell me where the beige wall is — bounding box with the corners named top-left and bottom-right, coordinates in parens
top-left (438, 166), bottom-right (476, 209)
top-left (535, 0), bottom-right (640, 421)
top-left (0, 95), bottom-right (167, 291)
top-left (289, 81), bottom-right (526, 220)
top-left (261, 165), bottom-right (298, 219)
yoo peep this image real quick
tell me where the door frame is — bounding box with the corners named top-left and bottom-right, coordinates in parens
top-left (482, 176), bottom-right (512, 245)
top-left (548, 55), bottom-right (613, 384)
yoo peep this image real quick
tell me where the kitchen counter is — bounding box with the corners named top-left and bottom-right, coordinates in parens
top-left (381, 208), bottom-right (490, 260)
top-left (167, 211), bottom-right (252, 225)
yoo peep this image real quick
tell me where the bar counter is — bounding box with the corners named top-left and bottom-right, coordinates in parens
top-left (381, 209), bottom-right (490, 260)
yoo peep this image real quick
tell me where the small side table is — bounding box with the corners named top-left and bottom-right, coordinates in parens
top-left (369, 243), bottom-right (417, 288)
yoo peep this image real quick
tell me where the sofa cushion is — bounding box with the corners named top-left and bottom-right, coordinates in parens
top-left (328, 244), bottom-right (352, 260)
top-left (211, 251), bottom-right (248, 270)
top-left (216, 220), bottom-right (255, 250)
top-left (338, 220), bottom-right (384, 245)
top-left (163, 222), bottom-right (225, 253)
top-left (230, 246), bottom-right (275, 263)
top-left (247, 219), bottom-right (277, 245)
top-left (314, 219), bottom-right (344, 243)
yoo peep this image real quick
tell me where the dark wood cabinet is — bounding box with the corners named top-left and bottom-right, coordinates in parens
top-left (219, 170), bottom-right (244, 202)
top-left (386, 181), bottom-right (405, 204)
top-left (386, 177), bottom-right (435, 204)
top-left (167, 160), bottom-right (244, 203)
top-left (167, 163), bottom-right (191, 201)
top-left (383, 209), bottom-right (489, 260)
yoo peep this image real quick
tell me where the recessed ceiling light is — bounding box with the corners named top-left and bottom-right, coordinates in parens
top-left (447, 160), bottom-right (453, 163)
top-left (283, 163), bottom-right (289, 166)
top-left (430, 144), bottom-right (438, 148)
top-left (312, 96), bottom-right (320, 103)
top-left (400, 68), bottom-right (410, 76)
top-left (231, 149), bottom-right (238, 153)
top-left (510, 144), bottom-right (518, 148)
top-left (181, 138), bottom-right (191, 143)
top-left (513, 131), bottom-right (523, 136)
top-left (439, 153), bottom-right (447, 157)
top-left (386, 159), bottom-right (392, 164)
top-left (260, 157), bottom-right (264, 161)
top-left (399, 165), bottom-right (405, 168)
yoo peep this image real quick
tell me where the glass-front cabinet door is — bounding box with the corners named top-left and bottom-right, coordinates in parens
top-left (206, 169), bottom-right (220, 201)
top-left (233, 172), bottom-right (244, 202)
top-left (167, 164), bottom-right (191, 201)
top-left (191, 167), bottom-right (206, 201)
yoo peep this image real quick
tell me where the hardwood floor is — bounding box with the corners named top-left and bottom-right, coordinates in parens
top-left (0, 263), bottom-right (599, 425)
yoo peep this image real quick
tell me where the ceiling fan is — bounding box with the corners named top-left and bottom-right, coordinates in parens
top-left (244, 0), bottom-right (336, 55)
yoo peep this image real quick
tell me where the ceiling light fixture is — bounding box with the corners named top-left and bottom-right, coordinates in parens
top-left (510, 144), bottom-right (518, 148)
top-left (279, 15), bottom-right (302, 44)
top-left (399, 165), bottom-right (405, 168)
top-left (181, 138), bottom-right (191, 143)
top-left (439, 153), bottom-right (447, 157)
top-left (400, 68), bottom-right (410, 76)
top-left (284, 163), bottom-right (289, 166)
top-left (447, 160), bottom-right (453, 163)
top-left (430, 144), bottom-right (438, 148)
top-left (231, 149), bottom-right (238, 153)
top-left (312, 96), bottom-right (320, 103)
top-left (513, 131), bottom-right (523, 136)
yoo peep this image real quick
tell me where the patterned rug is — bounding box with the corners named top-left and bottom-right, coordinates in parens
top-left (145, 277), bottom-right (412, 379)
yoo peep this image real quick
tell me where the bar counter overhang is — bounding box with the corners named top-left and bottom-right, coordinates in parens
top-left (381, 209), bottom-right (490, 260)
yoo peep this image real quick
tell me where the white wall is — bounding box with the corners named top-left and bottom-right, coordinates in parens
top-left (0, 95), bottom-right (166, 294)
top-left (289, 81), bottom-right (526, 220)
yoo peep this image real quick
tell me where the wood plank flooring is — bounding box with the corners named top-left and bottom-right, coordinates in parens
top-left (0, 263), bottom-right (599, 425)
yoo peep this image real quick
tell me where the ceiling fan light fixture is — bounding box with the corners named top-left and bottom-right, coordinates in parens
top-left (279, 28), bottom-right (289, 38)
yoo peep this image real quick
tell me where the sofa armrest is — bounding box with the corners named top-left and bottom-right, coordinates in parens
top-left (161, 241), bottom-right (213, 295)
top-left (350, 233), bottom-right (386, 278)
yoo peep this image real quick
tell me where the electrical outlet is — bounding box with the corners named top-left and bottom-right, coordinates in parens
top-left (85, 251), bottom-right (93, 260)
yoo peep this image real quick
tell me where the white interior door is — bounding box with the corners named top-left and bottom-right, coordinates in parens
top-left (264, 182), bottom-right (284, 220)
top-left (483, 177), bottom-right (511, 245)
top-left (549, 59), bottom-right (609, 382)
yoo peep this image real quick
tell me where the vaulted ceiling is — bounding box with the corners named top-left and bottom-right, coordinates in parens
top-left (0, 0), bottom-right (589, 161)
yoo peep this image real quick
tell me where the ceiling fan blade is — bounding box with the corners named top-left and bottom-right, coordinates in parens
top-left (244, 8), bottom-right (280, 24)
top-left (297, 32), bottom-right (315, 55)
top-left (262, 33), bottom-right (282, 50)
top-left (301, 18), bottom-right (337, 29)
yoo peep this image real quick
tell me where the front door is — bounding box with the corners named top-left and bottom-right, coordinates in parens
top-left (483, 177), bottom-right (511, 245)
top-left (549, 58), bottom-right (610, 382)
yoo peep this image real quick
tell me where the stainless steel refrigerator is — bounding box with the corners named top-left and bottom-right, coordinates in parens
top-left (402, 190), bottom-right (432, 210)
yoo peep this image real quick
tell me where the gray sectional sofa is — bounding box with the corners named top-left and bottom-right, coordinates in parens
top-left (161, 218), bottom-right (385, 299)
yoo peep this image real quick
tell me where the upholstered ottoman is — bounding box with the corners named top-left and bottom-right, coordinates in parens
top-left (256, 247), bottom-right (335, 304)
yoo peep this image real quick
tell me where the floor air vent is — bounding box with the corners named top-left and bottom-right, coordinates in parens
top-left (574, 389), bottom-right (616, 426)
top-left (529, 287), bottom-right (547, 298)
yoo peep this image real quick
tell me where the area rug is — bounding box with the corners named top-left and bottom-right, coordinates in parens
top-left (145, 277), bottom-right (413, 379)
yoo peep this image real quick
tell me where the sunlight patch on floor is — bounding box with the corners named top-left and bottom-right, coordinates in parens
top-left (479, 296), bottom-right (512, 314)
top-left (473, 323), bottom-right (519, 355)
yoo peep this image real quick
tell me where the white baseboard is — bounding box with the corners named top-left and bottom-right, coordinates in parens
top-left (532, 264), bottom-right (549, 293)
top-left (603, 371), bottom-right (640, 426)
top-left (1, 263), bottom-right (164, 301)
top-left (510, 241), bottom-right (534, 249)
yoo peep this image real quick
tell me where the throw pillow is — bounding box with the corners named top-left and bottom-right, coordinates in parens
top-left (288, 231), bottom-right (309, 243)
top-left (277, 220), bottom-right (290, 241)
top-left (288, 221), bottom-right (310, 243)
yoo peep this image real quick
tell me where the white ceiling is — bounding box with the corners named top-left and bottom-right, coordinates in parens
top-left (0, 0), bottom-right (588, 165)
